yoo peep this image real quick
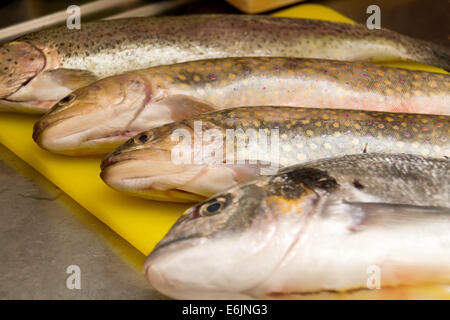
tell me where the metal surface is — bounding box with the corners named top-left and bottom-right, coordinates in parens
top-left (106, 0), bottom-right (194, 19)
top-left (0, 0), bottom-right (147, 42)
top-left (0, 0), bottom-right (448, 299)
top-left (0, 144), bottom-right (164, 299)
top-left (0, 0), bottom-right (199, 43)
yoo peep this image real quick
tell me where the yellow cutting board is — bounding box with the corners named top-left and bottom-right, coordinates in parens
top-left (0, 4), bottom-right (448, 299)
top-left (226, 0), bottom-right (306, 13)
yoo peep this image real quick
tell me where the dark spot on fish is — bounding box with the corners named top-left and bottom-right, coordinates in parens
top-left (277, 181), bottom-right (305, 200)
top-left (59, 94), bottom-right (75, 105)
top-left (286, 168), bottom-right (338, 192)
top-left (206, 202), bottom-right (220, 213)
top-left (138, 133), bottom-right (148, 143)
top-left (271, 167), bottom-right (338, 199)
top-left (353, 180), bottom-right (364, 189)
top-left (362, 143), bottom-right (368, 153)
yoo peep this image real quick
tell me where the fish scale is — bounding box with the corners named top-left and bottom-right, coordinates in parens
top-left (34, 57), bottom-right (450, 156)
top-left (185, 106), bottom-right (450, 163)
top-left (17, 15), bottom-right (450, 76)
top-left (276, 153), bottom-right (450, 205)
top-left (140, 57), bottom-right (450, 115)
top-left (2, 15), bottom-right (450, 113)
top-left (144, 154), bottom-right (450, 299)
top-left (100, 106), bottom-right (449, 202)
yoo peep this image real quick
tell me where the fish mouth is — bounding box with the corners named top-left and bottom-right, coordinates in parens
top-left (143, 219), bottom-right (280, 300)
top-left (0, 98), bottom-right (57, 114)
top-left (149, 235), bottom-right (203, 259)
top-left (33, 114), bottom-right (75, 143)
top-left (100, 149), bottom-right (255, 202)
top-left (144, 237), bottom-right (207, 298)
top-left (33, 115), bottom-right (140, 155)
top-left (100, 154), bottom-right (208, 202)
top-left (0, 41), bottom-right (46, 99)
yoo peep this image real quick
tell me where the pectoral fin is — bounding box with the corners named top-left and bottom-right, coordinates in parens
top-left (156, 94), bottom-right (217, 121)
top-left (6, 68), bottom-right (98, 102)
top-left (44, 68), bottom-right (98, 90)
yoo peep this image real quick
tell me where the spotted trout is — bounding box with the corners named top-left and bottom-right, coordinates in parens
top-left (33, 57), bottom-right (450, 156)
top-left (100, 106), bottom-right (449, 202)
top-left (2, 15), bottom-right (450, 114)
top-left (144, 153), bottom-right (450, 299)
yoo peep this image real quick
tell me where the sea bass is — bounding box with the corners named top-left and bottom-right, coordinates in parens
top-left (100, 106), bottom-right (449, 202)
top-left (2, 15), bottom-right (450, 114)
top-left (145, 153), bottom-right (450, 299)
top-left (33, 57), bottom-right (450, 155)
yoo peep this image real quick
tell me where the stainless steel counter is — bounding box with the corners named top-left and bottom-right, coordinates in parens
top-left (0, 144), bottom-right (164, 299)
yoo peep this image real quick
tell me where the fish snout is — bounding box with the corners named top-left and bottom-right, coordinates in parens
top-left (32, 117), bottom-right (45, 143)
top-left (32, 117), bottom-right (61, 152)
top-left (143, 237), bottom-right (206, 299)
top-left (0, 41), bottom-right (45, 98)
top-left (32, 112), bottom-right (66, 146)
top-left (100, 139), bottom-right (143, 170)
top-left (32, 109), bottom-right (87, 154)
top-left (100, 152), bottom-right (127, 171)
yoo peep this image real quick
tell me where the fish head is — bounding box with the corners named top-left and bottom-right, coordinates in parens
top-left (144, 181), bottom-right (275, 299)
top-left (0, 41), bottom-right (96, 113)
top-left (32, 72), bottom-right (216, 155)
top-left (32, 73), bottom-right (154, 155)
top-left (0, 41), bottom-right (45, 100)
top-left (100, 118), bottom-right (259, 202)
top-left (144, 168), bottom-right (336, 299)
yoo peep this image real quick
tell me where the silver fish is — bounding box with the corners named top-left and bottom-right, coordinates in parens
top-left (145, 153), bottom-right (450, 299)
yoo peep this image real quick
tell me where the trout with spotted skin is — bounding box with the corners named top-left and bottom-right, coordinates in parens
top-left (33, 57), bottom-right (450, 156)
top-left (100, 106), bottom-right (449, 202)
top-left (2, 14), bottom-right (450, 114)
top-left (144, 153), bottom-right (450, 299)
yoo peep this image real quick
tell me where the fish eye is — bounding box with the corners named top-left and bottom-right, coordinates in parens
top-left (199, 195), bottom-right (230, 216)
top-left (137, 133), bottom-right (149, 144)
top-left (58, 94), bottom-right (76, 106)
top-left (207, 202), bottom-right (220, 212)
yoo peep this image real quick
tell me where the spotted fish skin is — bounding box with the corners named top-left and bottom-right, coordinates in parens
top-left (100, 106), bottom-right (449, 201)
top-left (17, 15), bottom-right (450, 76)
top-left (33, 57), bottom-right (450, 156)
top-left (2, 14), bottom-right (450, 113)
top-left (136, 57), bottom-right (450, 115)
top-left (203, 106), bottom-right (450, 163)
